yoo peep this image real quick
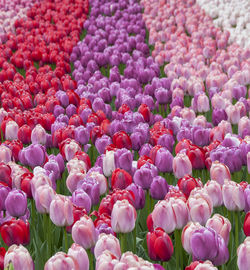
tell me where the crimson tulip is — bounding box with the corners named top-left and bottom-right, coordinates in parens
top-left (112, 131), bottom-right (132, 150)
top-left (0, 247), bottom-right (6, 270)
top-left (111, 168), bottom-right (133, 190)
top-left (147, 228), bottom-right (173, 261)
top-left (178, 175), bottom-right (203, 199)
top-left (244, 212), bottom-right (250, 237)
top-left (0, 219), bottom-right (30, 246)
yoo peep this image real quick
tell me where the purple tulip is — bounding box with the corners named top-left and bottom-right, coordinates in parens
top-left (126, 183), bottom-right (145, 210)
top-left (72, 189), bottom-right (92, 213)
top-left (5, 189), bottom-right (27, 217)
top-left (150, 176), bottom-right (169, 200)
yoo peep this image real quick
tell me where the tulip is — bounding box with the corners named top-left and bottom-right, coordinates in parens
top-left (112, 131), bottom-right (132, 150)
top-left (147, 228), bottom-right (173, 261)
top-left (173, 153), bottom-right (192, 179)
top-left (103, 150), bottom-right (116, 177)
top-left (206, 214), bottom-right (231, 245)
top-left (4, 245), bottom-right (34, 270)
top-left (126, 183), bottom-right (145, 210)
top-left (182, 222), bottom-right (203, 254)
top-left (5, 189), bottom-right (27, 217)
top-left (185, 260), bottom-right (218, 270)
top-left (204, 180), bottom-right (223, 207)
top-left (31, 124), bottom-right (47, 145)
top-left (111, 168), bottom-right (132, 190)
top-left (133, 165), bottom-right (156, 190)
top-left (0, 145), bottom-right (12, 164)
top-left (237, 237), bottom-right (250, 270)
top-left (77, 177), bottom-right (100, 205)
top-left (5, 121), bottom-right (18, 141)
top-left (187, 189), bottom-right (213, 225)
top-left (150, 176), bottom-right (169, 200)
top-left (244, 212), bottom-right (250, 237)
top-left (67, 243), bottom-right (89, 270)
top-left (71, 189), bottom-right (91, 213)
top-left (0, 163), bottom-right (12, 187)
top-left (154, 147), bottom-right (173, 173)
top-left (44, 252), bottom-right (79, 270)
top-left (50, 195), bottom-right (74, 227)
top-left (191, 227), bottom-right (229, 265)
top-left (94, 233), bottom-right (121, 259)
top-left (72, 215), bottom-right (98, 250)
top-left (178, 175), bottom-right (203, 199)
top-left (0, 219), bottom-right (30, 246)
top-left (152, 197), bottom-right (189, 234)
top-left (111, 199), bottom-right (137, 234)
top-left (59, 139), bottom-right (81, 161)
top-left (114, 148), bottom-right (133, 172)
top-left (87, 171), bottom-right (107, 195)
top-left (66, 172), bottom-right (85, 194)
top-left (17, 125), bottom-right (32, 144)
top-left (34, 184), bottom-right (56, 214)
top-left (210, 161), bottom-right (231, 185)
top-left (95, 250), bottom-right (119, 270)
top-left (0, 247), bottom-right (5, 270)
top-left (0, 184), bottom-right (10, 211)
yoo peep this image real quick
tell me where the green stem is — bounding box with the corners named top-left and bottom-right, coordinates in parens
top-left (133, 227), bottom-right (136, 253)
top-left (234, 211), bottom-right (239, 251)
top-left (162, 261), bottom-right (168, 269)
top-left (146, 190), bottom-right (151, 216)
top-left (47, 214), bottom-right (51, 258)
top-left (64, 227), bottom-right (68, 252)
top-left (174, 230), bottom-right (179, 270)
top-left (120, 233), bottom-right (127, 254)
top-left (87, 249), bottom-right (94, 270)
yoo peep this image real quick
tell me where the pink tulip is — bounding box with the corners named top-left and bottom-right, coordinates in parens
top-left (111, 199), bottom-right (137, 233)
top-left (72, 215), bottom-right (98, 249)
top-left (95, 250), bottom-right (119, 270)
top-left (31, 124), bottom-right (47, 145)
top-left (44, 252), bottom-right (79, 270)
top-left (34, 184), bottom-right (56, 214)
top-left (173, 152), bottom-right (192, 179)
top-left (181, 222), bottom-right (203, 254)
top-left (30, 173), bottom-right (53, 198)
top-left (68, 243), bottom-right (89, 270)
top-left (66, 172), bottom-right (85, 193)
top-left (247, 152), bottom-right (250, 174)
top-left (4, 245), bottom-right (34, 270)
top-left (5, 120), bottom-right (18, 141)
top-left (225, 104), bottom-right (241, 125)
top-left (152, 197), bottom-right (189, 234)
top-left (204, 180), bottom-right (223, 207)
top-left (88, 171), bottom-right (107, 195)
top-left (63, 140), bottom-right (81, 161)
top-left (94, 233), bottom-right (121, 259)
top-left (210, 161), bottom-right (231, 185)
top-left (206, 214), bottom-right (231, 245)
top-left (193, 115), bottom-right (207, 128)
top-left (238, 117), bottom-right (250, 138)
top-left (187, 188), bottom-right (213, 225)
top-left (222, 180), bottom-right (245, 211)
top-left (196, 93), bottom-right (210, 113)
top-left (103, 150), bottom-right (116, 177)
top-left (237, 237), bottom-right (250, 270)
top-left (0, 144), bottom-right (12, 163)
top-left (50, 195), bottom-right (74, 227)
top-left (66, 158), bottom-right (87, 174)
top-left (180, 108), bottom-right (196, 124)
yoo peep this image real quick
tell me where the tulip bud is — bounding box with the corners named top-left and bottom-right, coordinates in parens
top-left (50, 195), bottom-right (74, 227)
top-left (237, 237), bottom-right (250, 270)
top-left (111, 199), bottom-right (137, 233)
top-left (5, 189), bottom-right (27, 217)
top-left (173, 153), bottom-right (192, 179)
top-left (67, 243), bottom-right (89, 270)
top-left (210, 161), bottom-right (231, 185)
top-left (44, 252), bottom-right (79, 270)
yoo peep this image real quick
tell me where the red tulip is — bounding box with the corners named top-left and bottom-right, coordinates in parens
top-left (147, 228), bottom-right (173, 261)
top-left (66, 205), bottom-right (87, 233)
top-left (178, 175), bottom-right (203, 199)
top-left (18, 124), bottom-right (32, 144)
top-left (186, 145), bottom-right (206, 170)
top-left (244, 212), bottom-right (250, 237)
top-left (111, 168), bottom-right (132, 190)
top-left (20, 172), bottom-right (33, 199)
top-left (112, 131), bottom-right (132, 149)
top-left (0, 219), bottom-right (30, 246)
top-left (0, 163), bottom-right (12, 187)
top-left (137, 155), bottom-right (154, 169)
top-left (138, 103), bottom-right (151, 122)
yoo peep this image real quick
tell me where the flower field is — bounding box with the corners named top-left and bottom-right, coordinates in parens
top-left (0, 0), bottom-right (249, 269)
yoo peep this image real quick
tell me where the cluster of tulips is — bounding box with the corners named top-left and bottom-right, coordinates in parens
top-left (0, 0), bottom-right (249, 269)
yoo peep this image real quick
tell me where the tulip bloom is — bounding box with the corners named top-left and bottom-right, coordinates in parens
top-left (206, 214), bottom-right (231, 245)
top-left (152, 197), bottom-right (189, 234)
top-left (204, 181), bottom-right (223, 207)
top-left (244, 212), bottom-right (250, 237)
top-left (187, 189), bottom-right (213, 225)
top-left (94, 233), bottom-right (121, 259)
top-left (147, 228), bottom-right (173, 261)
top-left (210, 161), bottom-right (231, 185)
top-left (178, 175), bottom-right (203, 199)
top-left (4, 245), bottom-right (34, 270)
top-left (173, 153), bottom-right (192, 179)
top-left (44, 252), bottom-right (79, 270)
top-left (111, 199), bottom-right (137, 233)
top-left (237, 237), bottom-right (250, 270)
top-left (50, 195), bottom-right (74, 227)
top-left (5, 189), bottom-right (27, 217)
top-left (0, 219), bottom-right (30, 246)
top-left (111, 168), bottom-right (132, 190)
top-left (67, 244), bottom-right (89, 270)
top-left (72, 215), bottom-right (98, 250)
top-left (31, 124), bottom-right (47, 145)
top-left (112, 131), bottom-right (132, 149)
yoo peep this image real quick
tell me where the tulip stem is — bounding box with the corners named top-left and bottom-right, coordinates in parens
top-left (64, 227), bottom-right (68, 252)
top-left (234, 211), bottom-right (239, 252)
top-left (120, 233), bottom-right (127, 253)
top-left (174, 230), bottom-right (179, 270)
top-left (47, 214), bottom-right (51, 258)
top-left (133, 227), bottom-right (136, 253)
top-left (87, 249), bottom-right (94, 270)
